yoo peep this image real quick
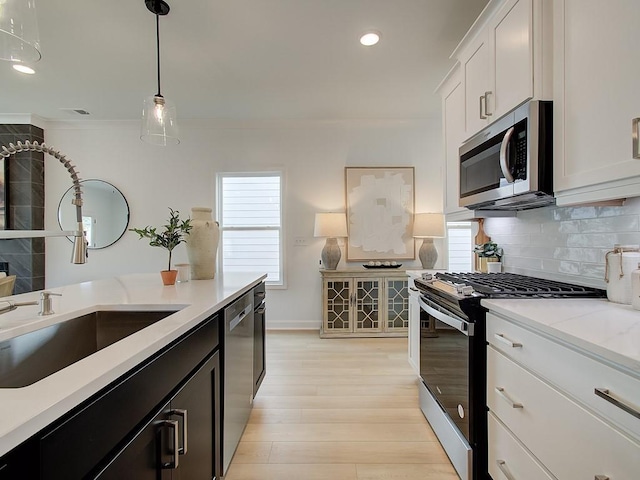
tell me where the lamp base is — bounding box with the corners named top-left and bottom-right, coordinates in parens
top-left (321, 238), bottom-right (341, 270)
top-left (418, 238), bottom-right (438, 269)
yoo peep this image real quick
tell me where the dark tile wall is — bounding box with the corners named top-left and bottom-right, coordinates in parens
top-left (0, 125), bottom-right (45, 294)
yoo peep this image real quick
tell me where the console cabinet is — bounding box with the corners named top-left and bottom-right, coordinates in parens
top-left (486, 311), bottom-right (640, 479)
top-left (320, 269), bottom-right (408, 338)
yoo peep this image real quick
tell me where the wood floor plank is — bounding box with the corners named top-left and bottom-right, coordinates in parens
top-left (224, 463), bottom-right (358, 480)
top-left (241, 423), bottom-right (438, 442)
top-left (268, 441), bottom-right (450, 464)
top-left (252, 394), bottom-right (419, 410)
top-left (356, 463), bottom-right (459, 480)
top-left (300, 408), bottom-right (429, 425)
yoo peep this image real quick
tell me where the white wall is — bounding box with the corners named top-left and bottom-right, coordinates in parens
top-left (44, 118), bottom-right (444, 328)
top-left (483, 197), bottom-right (640, 288)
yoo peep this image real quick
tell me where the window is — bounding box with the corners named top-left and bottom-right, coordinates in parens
top-left (217, 173), bottom-right (283, 285)
top-left (447, 221), bottom-right (473, 272)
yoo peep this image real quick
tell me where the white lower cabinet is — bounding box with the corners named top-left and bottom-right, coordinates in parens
top-left (488, 412), bottom-right (555, 480)
top-left (407, 274), bottom-right (421, 374)
top-left (487, 313), bottom-right (640, 480)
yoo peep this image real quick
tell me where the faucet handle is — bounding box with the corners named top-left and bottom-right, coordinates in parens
top-left (39, 291), bottom-right (62, 316)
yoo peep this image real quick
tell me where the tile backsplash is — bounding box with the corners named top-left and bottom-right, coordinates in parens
top-left (483, 197), bottom-right (640, 288)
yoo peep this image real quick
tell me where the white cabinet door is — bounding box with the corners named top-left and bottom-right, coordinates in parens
top-left (554, 0), bottom-right (640, 201)
top-left (491, 0), bottom-right (534, 119)
top-left (463, 33), bottom-right (491, 137)
top-left (441, 67), bottom-right (466, 216)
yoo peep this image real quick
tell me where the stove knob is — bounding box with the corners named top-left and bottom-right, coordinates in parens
top-left (454, 283), bottom-right (466, 294)
top-left (461, 286), bottom-right (475, 296)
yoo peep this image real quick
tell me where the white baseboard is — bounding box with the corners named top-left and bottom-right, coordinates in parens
top-left (266, 319), bottom-right (320, 330)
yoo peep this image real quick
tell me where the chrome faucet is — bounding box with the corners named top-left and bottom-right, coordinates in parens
top-left (0, 141), bottom-right (87, 264)
top-left (0, 291), bottom-right (62, 316)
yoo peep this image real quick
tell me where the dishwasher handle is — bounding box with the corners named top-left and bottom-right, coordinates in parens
top-left (229, 305), bottom-right (251, 331)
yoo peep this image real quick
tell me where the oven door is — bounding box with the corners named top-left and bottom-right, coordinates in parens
top-left (418, 294), bottom-right (475, 480)
top-left (419, 295), bottom-right (473, 441)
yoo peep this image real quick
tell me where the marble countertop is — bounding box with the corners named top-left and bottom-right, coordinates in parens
top-left (482, 298), bottom-right (640, 375)
top-left (0, 272), bottom-right (266, 457)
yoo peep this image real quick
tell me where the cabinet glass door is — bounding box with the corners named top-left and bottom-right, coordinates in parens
top-left (385, 279), bottom-right (409, 332)
top-left (325, 279), bottom-right (352, 332)
top-left (354, 278), bottom-right (381, 333)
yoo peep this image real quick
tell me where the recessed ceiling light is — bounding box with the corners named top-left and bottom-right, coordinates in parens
top-left (12, 64), bottom-right (35, 75)
top-left (360, 31), bottom-right (381, 47)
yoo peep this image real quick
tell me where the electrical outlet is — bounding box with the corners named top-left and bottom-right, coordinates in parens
top-left (294, 237), bottom-right (310, 246)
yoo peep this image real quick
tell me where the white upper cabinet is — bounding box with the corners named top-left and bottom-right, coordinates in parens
top-left (455, 0), bottom-right (550, 141)
top-left (490, 0), bottom-right (533, 119)
top-left (463, 33), bottom-right (492, 136)
top-left (553, 0), bottom-right (640, 205)
top-left (438, 65), bottom-right (467, 216)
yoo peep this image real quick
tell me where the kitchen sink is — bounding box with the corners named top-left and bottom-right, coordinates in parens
top-left (0, 309), bottom-right (179, 388)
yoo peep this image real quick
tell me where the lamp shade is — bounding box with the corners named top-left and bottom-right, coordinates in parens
top-left (141, 95), bottom-right (180, 146)
top-left (314, 213), bottom-right (348, 238)
top-left (413, 213), bottom-right (445, 238)
top-left (0, 0), bottom-right (41, 63)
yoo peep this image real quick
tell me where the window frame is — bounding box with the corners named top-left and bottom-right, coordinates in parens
top-left (216, 171), bottom-right (285, 288)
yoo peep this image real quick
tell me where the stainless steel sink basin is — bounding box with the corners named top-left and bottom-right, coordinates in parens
top-left (0, 310), bottom-right (178, 388)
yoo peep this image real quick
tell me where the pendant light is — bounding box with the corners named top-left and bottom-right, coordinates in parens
top-left (141, 0), bottom-right (179, 146)
top-left (0, 0), bottom-right (42, 64)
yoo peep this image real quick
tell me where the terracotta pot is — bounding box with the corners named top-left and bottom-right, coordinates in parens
top-left (160, 270), bottom-right (178, 286)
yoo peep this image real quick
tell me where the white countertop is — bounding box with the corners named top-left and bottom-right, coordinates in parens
top-left (482, 298), bottom-right (640, 375)
top-left (0, 272), bottom-right (266, 457)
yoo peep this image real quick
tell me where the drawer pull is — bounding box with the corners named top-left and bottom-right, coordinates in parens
top-left (496, 460), bottom-right (516, 480)
top-left (594, 476), bottom-right (610, 480)
top-left (494, 333), bottom-right (522, 348)
top-left (594, 388), bottom-right (640, 419)
top-left (495, 387), bottom-right (523, 409)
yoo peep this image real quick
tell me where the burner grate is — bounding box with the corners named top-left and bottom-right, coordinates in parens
top-left (434, 272), bottom-right (606, 298)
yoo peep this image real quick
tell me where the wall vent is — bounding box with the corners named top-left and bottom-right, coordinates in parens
top-left (60, 108), bottom-right (91, 115)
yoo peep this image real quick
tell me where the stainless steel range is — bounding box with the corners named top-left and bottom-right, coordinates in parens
top-left (414, 272), bottom-right (605, 480)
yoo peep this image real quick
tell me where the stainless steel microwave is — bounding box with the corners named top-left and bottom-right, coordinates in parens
top-left (458, 100), bottom-right (553, 211)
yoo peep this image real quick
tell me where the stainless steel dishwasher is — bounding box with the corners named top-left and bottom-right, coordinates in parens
top-left (223, 291), bottom-right (254, 475)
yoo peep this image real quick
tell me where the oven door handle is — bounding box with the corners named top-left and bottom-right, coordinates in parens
top-left (418, 297), bottom-right (473, 336)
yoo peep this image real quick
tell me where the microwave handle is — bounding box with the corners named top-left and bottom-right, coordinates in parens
top-left (499, 126), bottom-right (515, 183)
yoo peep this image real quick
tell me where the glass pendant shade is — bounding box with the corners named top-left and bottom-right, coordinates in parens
top-left (141, 95), bottom-right (179, 146)
top-left (0, 0), bottom-right (41, 63)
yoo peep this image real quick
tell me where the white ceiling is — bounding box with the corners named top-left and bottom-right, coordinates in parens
top-left (0, 0), bottom-right (489, 122)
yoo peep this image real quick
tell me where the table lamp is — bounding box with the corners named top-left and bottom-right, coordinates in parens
top-left (314, 213), bottom-right (348, 270)
top-left (413, 213), bottom-right (445, 269)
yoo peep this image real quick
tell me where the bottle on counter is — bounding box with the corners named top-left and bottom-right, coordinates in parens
top-left (632, 263), bottom-right (640, 311)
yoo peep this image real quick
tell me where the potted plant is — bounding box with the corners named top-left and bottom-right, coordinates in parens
top-left (473, 241), bottom-right (503, 273)
top-left (130, 208), bottom-right (192, 285)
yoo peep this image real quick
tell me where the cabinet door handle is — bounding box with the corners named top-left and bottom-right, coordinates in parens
top-left (496, 460), bottom-right (516, 480)
top-left (160, 419), bottom-right (180, 469)
top-left (594, 476), bottom-right (610, 480)
top-left (494, 333), bottom-right (522, 348)
top-left (495, 387), bottom-right (523, 409)
top-left (594, 388), bottom-right (640, 419)
top-left (170, 408), bottom-right (188, 454)
top-left (484, 91), bottom-right (493, 116)
top-left (479, 95), bottom-right (487, 119)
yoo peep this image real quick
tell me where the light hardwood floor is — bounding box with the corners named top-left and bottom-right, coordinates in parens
top-left (224, 330), bottom-right (458, 480)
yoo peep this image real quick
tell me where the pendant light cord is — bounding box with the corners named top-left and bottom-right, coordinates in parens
top-left (155, 13), bottom-right (161, 97)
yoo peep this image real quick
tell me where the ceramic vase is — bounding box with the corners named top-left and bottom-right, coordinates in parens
top-left (185, 207), bottom-right (220, 279)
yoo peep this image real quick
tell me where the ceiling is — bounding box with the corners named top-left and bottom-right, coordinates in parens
top-left (0, 0), bottom-right (489, 122)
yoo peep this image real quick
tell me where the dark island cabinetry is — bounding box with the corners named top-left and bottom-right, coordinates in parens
top-left (0, 313), bottom-right (222, 480)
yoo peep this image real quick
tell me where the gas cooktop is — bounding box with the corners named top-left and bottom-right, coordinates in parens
top-left (415, 272), bottom-right (606, 299)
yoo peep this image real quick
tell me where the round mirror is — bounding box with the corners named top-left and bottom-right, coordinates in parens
top-left (58, 180), bottom-right (130, 249)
